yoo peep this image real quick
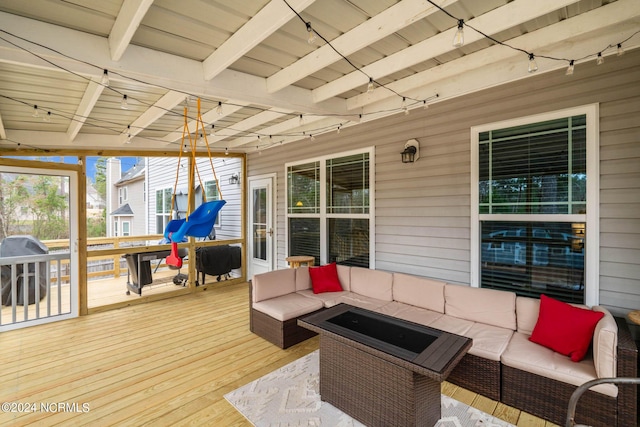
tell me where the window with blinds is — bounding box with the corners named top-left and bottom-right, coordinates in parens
top-left (478, 115), bottom-right (587, 303)
top-left (287, 150), bottom-right (371, 268)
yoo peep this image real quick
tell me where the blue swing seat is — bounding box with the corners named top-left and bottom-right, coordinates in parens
top-left (164, 200), bottom-right (226, 243)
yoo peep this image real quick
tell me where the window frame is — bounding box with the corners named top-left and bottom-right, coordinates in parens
top-left (285, 147), bottom-right (375, 267)
top-left (470, 104), bottom-right (599, 306)
top-left (204, 179), bottom-right (221, 227)
top-left (155, 187), bottom-right (172, 235)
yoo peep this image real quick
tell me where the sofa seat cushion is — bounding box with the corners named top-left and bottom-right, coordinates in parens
top-left (464, 323), bottom-right (513, 361)
top-left (297, 289), bottom-right (348, 306)
top-left (331, 292), bottom-right (388, 311)
top-left (252, 293), bottom-right (324, 322)
top-left (429, 314), bottom-right (474, 336)
top-left (373, 301), bottom-right (442, 327)
top-left (501, 332), bottom-right (617, 397)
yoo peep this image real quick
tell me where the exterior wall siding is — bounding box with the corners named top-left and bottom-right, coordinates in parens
top-left (247, 48), bottom-right (640, 316)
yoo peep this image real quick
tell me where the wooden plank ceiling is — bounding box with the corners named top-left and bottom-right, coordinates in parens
top-left (0, 0), bottom-right (637, 154)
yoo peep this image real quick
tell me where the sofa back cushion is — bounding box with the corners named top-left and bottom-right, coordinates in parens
top-left (392, 273), bottom-right (445, 313)
top-left (337, 264), bottom-right (351, 292)
top-left (592, 306), bottom-right (617, 378)
top-left (445, 284), bottom-right (516, 330)
top-left (295, 267), bottom-right (311, 291)
top-left (252, 268), bottom-right (296, 303)
top-left (350, 267), bottom-right (393, 301)
top-left (516, 296), bottom-right (541, 335)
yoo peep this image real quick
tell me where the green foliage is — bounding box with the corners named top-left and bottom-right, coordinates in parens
top-left (87, 210), bottom-right (106, 237)
top-left (94, 157), bottom-right (107, 201)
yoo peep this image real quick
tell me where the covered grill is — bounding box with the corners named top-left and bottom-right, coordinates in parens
top-left (1, 235), bottom-right (49, 306)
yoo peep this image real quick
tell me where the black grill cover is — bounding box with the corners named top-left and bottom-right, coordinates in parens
top-left (196, 245), bottom-right (241, 277)
top-left (1, 235), bottom-right (49, 306)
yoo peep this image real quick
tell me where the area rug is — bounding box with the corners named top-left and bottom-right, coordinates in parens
top-left (225, 351), bottom-right (515, 427)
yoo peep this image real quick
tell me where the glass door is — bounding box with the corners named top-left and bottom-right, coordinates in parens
top-left (249, 176), bottom-right (274, 277)
top-left (0, 161), bottom-right (79, 331)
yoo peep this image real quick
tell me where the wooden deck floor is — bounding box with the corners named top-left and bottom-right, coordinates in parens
top-left (0, 281), bottom-right (559, 426)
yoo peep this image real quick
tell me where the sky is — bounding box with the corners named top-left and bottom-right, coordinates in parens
top-left (10, 156), bottom-right (139, 182)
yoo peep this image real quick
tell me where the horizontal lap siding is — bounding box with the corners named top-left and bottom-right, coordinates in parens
top-left (247, 49), bottom-right (640, 313)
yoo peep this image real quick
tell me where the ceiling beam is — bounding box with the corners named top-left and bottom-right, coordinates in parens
top-left (160, 101), bottom-right (249, 143)
top-left (67, 78), bottom-right (105, 141)
top-left (347, 0), bottom-right (640, 111)
top-left (129, 90), bottom-right (185, 137)
top-left (203, 0), bottom-right (316, 81)
top-left (312, 0), bottom-right (582, 103)
top-left (207, 109), bottom-right (292, 145)
top-left (0, 11), bottom-right (348, 117)
top-left (109, 0), bottom-right (154, 61)
top-left (266, 0), bottom-right (459, 94)
top-left (0, 113), bottom-right (6, 140)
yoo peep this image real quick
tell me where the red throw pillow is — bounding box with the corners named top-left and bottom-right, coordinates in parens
top-left (309, 262), bottom-right (343, 294)
top-left (529, 294), bottom-right (604, 362)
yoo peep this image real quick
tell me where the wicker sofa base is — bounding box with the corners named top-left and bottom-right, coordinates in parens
top-left (250, 307), bottom-right (321, 349)
top-left (447, 353), bottom-right (501, 401)
top-left (502, 364), bottom-right (617, 426)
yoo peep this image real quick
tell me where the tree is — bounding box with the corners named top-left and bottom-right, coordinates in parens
top-left (94, 157), bottom-right (108, 201)
top-left (30, 176), bottom-right (68, 240)
top-left (0, 173), bottom-right (30, 239)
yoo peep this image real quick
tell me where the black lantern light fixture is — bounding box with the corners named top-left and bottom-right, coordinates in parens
top-left (401, 139), bottom-right (420, 163)
top-left (228, 173), bottom-right (240, 185)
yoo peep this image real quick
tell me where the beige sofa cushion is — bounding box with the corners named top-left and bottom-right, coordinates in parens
top-left (464, 323), bottom-right (513, 361)
top-left (501, 332), bottom-right (617, 397)
top-left (332, 292), bottom-right (388, 311)
top-left (592, 306), bottom-right (617, 379)
top-left (295, 266), bottom-right (311, 291)
top-left (252, 293), bottom-right (324, 321)
top-left (337, 264), bottom-right (351, 291)
top-left (252, 268), bottom-right (296, 303)
top-left (350, 267), bottom-right (393, 301)
top-left (392, 273), bottom-right (445, 313)
top-left (297, 289), bottom-right (347, 306)
top-left (515, 296), bottom-right (540, 335)
top-left (429, 314), bottom-right (474, 336)
top-left (374, 301), bottom-right (442, 327)
top-left (445, 284), bottom-right (517, 330)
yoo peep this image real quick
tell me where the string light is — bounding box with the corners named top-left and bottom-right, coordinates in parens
top-left (306, 22), bottom-right (316, 44)
top-left (423, 100), bottom-right (429, 110)
top-left (617, 43), bottom-right (625, 56)
top-left (101, 69), bottom-right (109, 86)
top-left (528, 53), bottom-right (538, 73)
top-left (299, 114), bottom-right (304, 126)
top-left (402, 97), bottom-right (409, 115)
top-left (225, 147), bottom-right (229, 155)
top-left (453, 19), bottom-right (464, 47)
top-left (123, 125), bottom-right (132, 144)
top-left (209, 124), bottom-right (215, 137)
top-left (216, 101), bottom-right (223, 115)
top-left (120, 94), bottom-right (129, 109)
top-left (43, 111), bottom-right (51, 122)
top-left (367, 78), bottom-right (374, 93)
top-left (565, 60), bottom-right (575, 76)
top-left (596, 52), bottom-right (604, 65)
top-left (337, 125), bottom-right (341, 134)
top-left (310, 134), bottom-right (315, 141)
top-left (32, 105), bottom-right (39, 118)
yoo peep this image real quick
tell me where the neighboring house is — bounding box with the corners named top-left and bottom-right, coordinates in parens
top-left (146, 156), bottom-right (242, 241)
top-left (106, 158), bottom-right (146, 237)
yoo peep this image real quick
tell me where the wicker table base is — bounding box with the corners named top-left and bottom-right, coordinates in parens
top-left (320, 335), bottom-right (441, 427)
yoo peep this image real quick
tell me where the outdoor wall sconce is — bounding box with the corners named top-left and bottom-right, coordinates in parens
top-left (401, 139), bottom-right (420, 163)
top-left (229, 173), bottom-right (240, 185)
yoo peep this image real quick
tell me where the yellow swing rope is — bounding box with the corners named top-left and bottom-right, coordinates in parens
top-left (169, 99), bottom-right (224, 223)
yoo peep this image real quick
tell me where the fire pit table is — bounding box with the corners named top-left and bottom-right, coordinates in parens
top-left (299, 304), bottom-right (472, 427)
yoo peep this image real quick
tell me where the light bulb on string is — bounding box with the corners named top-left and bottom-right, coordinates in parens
top-left (216, 101), bottom-right (223, 115)
top-left (337, 125), bottom-right (341, 135)
top-left (453, 19), bottom-right (464, 48)
top-left (32, 105), bottom-right (39, 118)
top-left (43, 111), bottom-right (51, 122)
top-left (566, 60), bottom-right (575, 76)
top-left (121, 94), bottom-right (129, 109)
top-left (209, 124), bottom-right (215, 137)
top-left (423, 100), bottom-right (429, 110)
top-left (617, 44), bottom-right (625, 56)
top-left (528, 53), bottom-right (538, 73)
top-left (367, 78), bottom-right (374, 93)
top-left (101, 69), bottom-right (110, 86)
top-left (123, 125), bottom-right (132, 144)
top-left (596, 52), bottom-right (604, 65)
top-left (306, 22), bottom-right (316, 44)
top-left (310, 134), bottom-right (315, 141)
top-left (225, 147), bottom-right (229, 156)
top-left (402, 97), bottom-right (409, 115)
top-left (299, 114), bottom-right (304, 126)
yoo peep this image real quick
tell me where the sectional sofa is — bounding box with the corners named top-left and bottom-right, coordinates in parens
top-left (249, 264), bottom-right (637, 427)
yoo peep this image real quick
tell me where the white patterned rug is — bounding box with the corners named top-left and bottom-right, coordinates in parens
top-left (225, 351), bottom-right (515, 427)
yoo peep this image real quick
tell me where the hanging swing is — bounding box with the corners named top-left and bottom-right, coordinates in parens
top-left (164, 98), bottom-right (226, 268)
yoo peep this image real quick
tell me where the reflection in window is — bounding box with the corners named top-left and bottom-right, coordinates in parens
top-left (289, 218), bottom-right (320, 265)
top-left (288, 162), bottom-right (320, 214)
top-left (327, 153), bottom-right (369, 214)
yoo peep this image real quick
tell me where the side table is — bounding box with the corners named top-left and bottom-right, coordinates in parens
top-left (285, 255), bottom-right (315, 268)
